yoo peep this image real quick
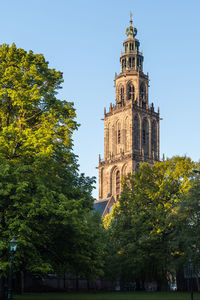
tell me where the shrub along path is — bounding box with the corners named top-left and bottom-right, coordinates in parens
top-left (15, 292), bottom-right (197, 300)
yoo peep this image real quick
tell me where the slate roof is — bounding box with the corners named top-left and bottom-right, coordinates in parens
top-left (94, 198), bottom-right (109, 216)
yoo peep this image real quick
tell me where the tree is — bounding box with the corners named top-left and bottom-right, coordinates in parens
top-left (0, 43), bottom-right (103, 293)
top-left (104, 157), bottom-right (195, 290)
top-left (175, 169), bottom-right (200, 291)
top-left (0, 43), bottom-right (77, 161)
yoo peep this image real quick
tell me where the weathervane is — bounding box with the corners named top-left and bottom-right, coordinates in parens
top-left (130, 11), bottom-right (133, 25)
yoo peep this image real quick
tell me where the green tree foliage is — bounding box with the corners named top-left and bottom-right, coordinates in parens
top-left (0, 43), bottom-right (104, 280)
top-left (104, 157), bottom-right (195, 290)
top-left (0, 43), bottom-right (77, 160)
top-left (175, 170), bottom-right (200, 290)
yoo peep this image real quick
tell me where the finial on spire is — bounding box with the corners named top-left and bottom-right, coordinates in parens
top-left (126, 11), bottom-right (137, 38)
top-left (130, 11), bottom-right (133, 25)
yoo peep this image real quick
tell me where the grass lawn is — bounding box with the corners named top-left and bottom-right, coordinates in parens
top-left (14, 292), bottom-right (198, 300)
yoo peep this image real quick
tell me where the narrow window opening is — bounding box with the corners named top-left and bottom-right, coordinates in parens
top-left (142, 118), bottom-right (149, 155)
top-left (151, 120), bottom-right (157, 156)
top-left (134, 115), bottom-right (139, 151)
top-left (142, 101), bottom-right (146, 109)
top-left (116, 170), bottom-right (120, 197)
top-left (128, 84), bottom-right (135, 100)
top-left (118, 129), bottom-right (121, 144)
top-left (140, 84), bottom-right (146, 101)
top-left (129, 57), bottom-right (131, 68)
top-left (142, 129), bottom-right (146, 145)
top-left (120, 87), bottom-right (124, 104)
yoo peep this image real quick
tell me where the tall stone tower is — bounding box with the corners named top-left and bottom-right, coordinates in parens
top-left (94, 14), bottom-right (160, 216)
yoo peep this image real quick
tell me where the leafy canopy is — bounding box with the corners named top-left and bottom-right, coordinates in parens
top-left (103, 157), bottom-right (195, 287)
top-left (0, 43), bottom-right (103, 279)
top-left (0, 43), bottom-right (77, 161)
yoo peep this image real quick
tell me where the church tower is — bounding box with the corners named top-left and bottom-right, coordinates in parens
top-left (95, 14), bottom-right (160, 216)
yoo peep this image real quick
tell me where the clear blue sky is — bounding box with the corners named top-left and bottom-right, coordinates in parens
top-left (1, 0), bottom-right (200, 198)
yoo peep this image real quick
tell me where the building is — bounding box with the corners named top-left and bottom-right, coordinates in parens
top-left (94, 14), bottom-right (160, 217)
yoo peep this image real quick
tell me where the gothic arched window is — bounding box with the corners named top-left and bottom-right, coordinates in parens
top-left (127, 83), bottom-right (135, 101)
top-left (128, 57), bottom-right (135, 69)
top-left (120, 86), bottom-right (124, 105)
top-left (134, 115), bottom-right (139, 151)
top-left (116, 170), bottom-right (120, 199)
top-left (151, 120), bottom-right (157, 155)
top-left (129, 57), bottom-right (132, 69)
top-left (125, 117), bottom-right (129, 151)
top-left (122, 164), bottom-right (128, 176)
top-left (130, 43), bottom-right (134, 51)
top-left (117, 122), bottom-right (121, 144)
top-left (106, 123), bottom-right (110, 158)
top-left (118, 86), bottom-right (124, 106)
top-left (142, 118), bottom-right (149, 156)
top-left (122, 59), bottom-right (126, 71)
top-left (140, 83), bottom-right (146, 102)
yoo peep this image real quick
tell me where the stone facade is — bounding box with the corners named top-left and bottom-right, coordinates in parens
top-left (96, 15), bottom-right (160, 213)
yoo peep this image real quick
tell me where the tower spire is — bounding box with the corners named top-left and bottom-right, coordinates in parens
top-left (96, 15), bottom-right (160, 217)
top-left (126, 12), bottom-right (137, 38)
top-left (130, 11), bottom-right (133, 25)
top-left (120, 13), bottom-right (143, 72)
